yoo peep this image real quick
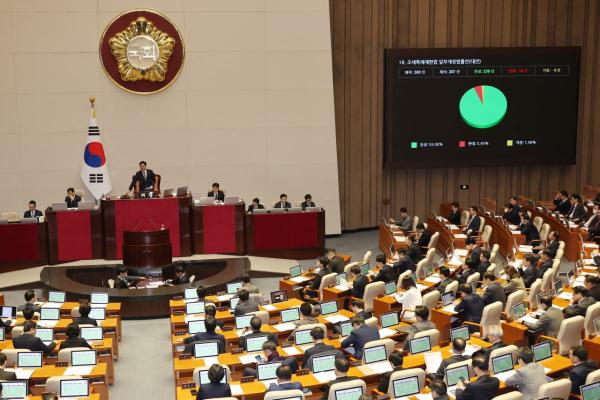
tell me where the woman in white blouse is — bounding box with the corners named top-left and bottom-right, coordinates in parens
top-left (397, 276), bottom-right (422, 311)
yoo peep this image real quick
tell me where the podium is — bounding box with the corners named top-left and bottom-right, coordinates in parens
top-left (122, 229), bottom-right (172, 267)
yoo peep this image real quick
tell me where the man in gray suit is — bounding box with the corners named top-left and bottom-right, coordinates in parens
top-left (403, 306), bottom-right (436, 350)
top-left (390, 207), bottom-right (412, 232)
top-left (522, 295), bottom-right (563, 337)
top-left (240, 274), bottom-right (260, 294)
top-left (482, 273), bottom-right (506, 306)
top-left (0, 353), bottom-right (16, 381)
top-left (505, 347), bottom-right (548, 400)
top-left (233, 289), bottom-right (259, 316)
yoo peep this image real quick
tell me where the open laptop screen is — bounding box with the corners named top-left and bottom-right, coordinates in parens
top-left (0, 381), bottom-right (28, 399)
top-left (392, 376), bottom-right (420, 398)
top-left (60, 379), bottom-right (89, 398)
top-left (364, 345), bottom-right (387, 364)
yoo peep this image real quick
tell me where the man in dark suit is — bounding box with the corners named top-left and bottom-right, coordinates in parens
top-left (464, 238), bottom-right (482, 274)
top-left (464, 206), bottom-right (481, 235)
top-left (585, 204), bottom-right (600, 241)
top-left (64, 187), bottom-right (81, 208)
top-left (301, 327), bottom-right (335, 368)
top-left (302, 257), bottom-right (332, 300)
top-left (477, 250), bottom-right (491, 277)
top-left (233, 289), bottom-right (259, 316)
top-left (23, 200), bottom-right (43, 219)
top-left (403, 306), bottom-right (436, 350)
top-left (431, 338), bottom-right (470, 380)
top-left (197, 364), bottom-right (231, 400)
top-left (301, 194), bottom-right (316, 209)
top-left (13, 321), bottom-right (56, 354)
top-left (473, 324), bottom-right (506, 359)
top-left (321, 357), bottom-right (358, 400)
top-left (377, 350), bottom-right (404, 393)
top-left (172, 264), bottom-right (190, 285)
top-left (564, 286), bottom-right (596, 318)
top-left (184, 317), bottom-right (226, 354)
top-left (247, 198), bottom-right (265, 213)
top-left (393, 248), bottom-right (416, 276)
top-left (340, 315), bottom-right (380, 359)
top-left (416, 223), bottom-right (432, 248)
top-left (482, 273), bottom-right (506, 306)
top-left (553, 190), bottom-right (571, 214)
top-left (568, 194), bottom-right (587, 221)
top-left (59, 323), bottom-right (92, 350)
top-left (373, 254), bottom-right (396, 283)
top-left (406, 234), bottom-right (423, 263)
top-left (127, 161), bottom-right (155, 193)
top-left (239, 317), bottom-right (278, 351)
top-left (503, 197), bottom-right (521, 225)
top-left (74, 303), bottom-right (98, 327)
top-left (536, 250), bottom-right (554, 280)
top-left (274, 194), bottom-right (292, 209)
top-left (0, 353), bottom-right (17, 381)
top-left (454, 284), bottom-right (484, 333)
top-left (207, 183), bottom-right (225, 202)
top-left (326, 248), bottom-right (345, 274)
top-left (586, 275), bottom-right (600, 301)
top-left (520, 214), bottom-right (540, 244)
top-left (569, 346), bottom-right (598, 394)
top-left (266, 365), bottom-right (303, 392)
top-left (17, 290), bottom-right (41, 314)
top-left (349, 300), bottom-right (372, 321)
top-left (455, 356), bottom-right (500, 400)
top-left (544, 231), bottom-right (560, 258)
top-left (114, 267), bottom-right (132, 289)
top-left (521, 254), bottom-right (539, 288)
top-left (436, 268), bottom-right (453, 294)
top-left (448, 202), bottom-right (461, 225)
top-left (350, 265), bottom-right (369, 299)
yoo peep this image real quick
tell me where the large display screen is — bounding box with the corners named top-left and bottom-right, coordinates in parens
top-left (384, 47), bottom-right (581, 168)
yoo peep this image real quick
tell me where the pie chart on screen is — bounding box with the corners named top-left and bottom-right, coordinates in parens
top-left (459, 85), bottom-right (507, 128)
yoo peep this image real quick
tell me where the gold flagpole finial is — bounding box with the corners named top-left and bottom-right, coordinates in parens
top-left (89, 96), bottom-right (96, 107)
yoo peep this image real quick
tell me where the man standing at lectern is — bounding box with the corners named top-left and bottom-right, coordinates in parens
top-left (208, 183), bottom-right (225, 202)
top-left (127, 161), bottom-right (155, 194)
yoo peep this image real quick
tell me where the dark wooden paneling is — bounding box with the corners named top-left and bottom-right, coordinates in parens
top-left (330, 0), bottom-right (600, 229)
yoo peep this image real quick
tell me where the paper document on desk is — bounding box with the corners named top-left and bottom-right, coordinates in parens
top-left (230, 385), bottom-right (243, 396)
top-left (494, 370), bottom-right (516, 382)
top-left (299, 344), bottom-right (313, 352)
top-left (41, 302), bottom-right (63, 308)
top-left (274, 322), bottom-right (296, 332)
top-left (325, 314), bottom-right (349, 324)
top-left (90, 303), bottom-right (108, 308)
top-left (463, 344), bottom-right (481, 356)
top-left (262, 304), bottom-right (277, 311)
top-left (216, 294), bottom-right (234, 302)
top-left (518, 245), bottom-right (533, 253)
top-left (425, 276), bottom-right (441, 284)
top-left (184, 298), bottom-right (198, 303)
top-left (290, 276), bottom-right (309, 283)
top-left (508, 224), bottom-right (518, 230)
top-left (521, 315), bottom-right (538, 325)
top-left (448, 258), bottom-right (462, 267)
top-left (282, 346), bottom-right (301, 356)
top-left (378, 328), bottom-right (397, 338)
top-left (448, 224), bottom-right (459, 230)
top-left (358, 361), bottom-right (393, 375)
top-left (415, 394), bottom-right (433, 400)
top-left (424, 352), bottom-right (443, 373)
top-left (510, 230), bottom-right (521, 235)
top-left (394, 236), bottom-right (407, 242)
top-left (453, 234), bottom-right (467, 239)
top-left (36, 320), bottom-right (58, 328)
top-left (334, 284), bottom-right (350, 291)
top-left (184, 315), bottom-right (204, 323)
top-left (238, 354), bottom-right (259, 365)
top-left (11, 368), bottom-right (35, 380)
top-left (441, 304), bottom-right (457, 314)
top-left (64, 366), bottom-right (94, 376)
top-left (584, 243), bottom-right (599, 249)
top-left (314, 371), bottom-right (337, 383)
top-left (454, 249), bottom-right (469, 257)
top-left (201, 357), bottom-right (219, 366)
top-left (558, 292), bottom-right (573, 300)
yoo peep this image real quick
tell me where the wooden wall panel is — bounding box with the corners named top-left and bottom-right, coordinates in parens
top-left (330, 0), bottom-right (600, 230)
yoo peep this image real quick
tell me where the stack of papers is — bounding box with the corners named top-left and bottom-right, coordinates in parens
top-left (290, 276), bottom-right (309, 283)
top-left (518, 245), bottom-right (533, 253)
top-left (216, 294), bottom-right (234, 302)
top-left (442, 304), bottom-right (457, 313)
top-left (324, 315), bottom-right (349, 324)
top-left (262, 304), bottom-right (277, 311)
top-left (510, 230), bottom-right (521, 235)
top-left (238, 354), bottom-right (260, 365)
top-left (90, 303), bottom-right (108, 308)
top-left (378, 328), bottom-right (397, 338)
top-left (64, 366), bottom-right (94, 376)
top-left (520, 315), bottom-right (538, 325)
top-left (584, 243), bottom-right (599, 249)
top-left (41, 302), bottom-right (63, 308)
top-left (298, 344), bottom-right (313, 352)
top-left (358, 361), bottom-right (393, 375)
top-left (230, 385), bottom-right (243, 396)
top-left (314, 371), bottom-right (337, 383)
top-left (37, 320), bottom-right (58, 328)
top-left (201, 356), bottom-right (219, 366)
top-left (281, 347), bottom-right (301, 356)
top-left (184, 315), bottom-right (204, 323)
top-left (494, 370), bottom-right (516, 382)
top-left (334, 284), bottom-right (350, 291)
top-left (463, 344), bottom-right (481, 356)
top-left (394, 236), bottom-right (407, 242)
top-left (8, 369), bottom-right (35, 380)
top-left (448, 224), bottom-right (459, 230)
top-left (425, 276), bottom-right (442, 284)
top-left (274, 322), bottom-right (296, 332)
top-left (558, 292), bottom-right (573, 300)
top-left (448, 258), bottom-right (462, 267)
top-left (424, 352), bottom-right (443, 373)
top-left (453, 234), bottom-right (467, 239)
top-left (454, 249), bottom-right (469, 257)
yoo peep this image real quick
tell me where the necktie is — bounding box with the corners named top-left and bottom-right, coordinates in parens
top-left (143, 171), bottom-right (147, 181)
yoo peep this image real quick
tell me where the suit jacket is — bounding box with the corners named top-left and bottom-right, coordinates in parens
top-left (455, 294), bottom-right (484, 329)
top-left (309, 267), bottom-right (332, 291)
top-left (417, 229), bottom-right (432, 248)
top-left (12, 333), bottom-right (55, 354)
top-left (407, 244), bottom-right (423, 264)
top-left (536, 260), bottom-right (553, 281)
top-left (234, 301), bottom-right (259, 316)
top-left (546, 240), bottom-right (559, 258)
top-left (183, 331), bottom-right (226, 354)
top-left (475, 340), bottom-right (507, 359)
top-left (241, 283), bottom-right (260, 294)
top-left (590, 285), bottom-right (600, 302)
top-left (197, 382), bottom-right (231, 400)
top-left (267, 381), bottom-right (303, 392)
top-left (321, 376), bottom-right (357, 400)
top-left (274, 201), bottom-right (292, 209)
top-left (564, 296), bottom-right (596, 318)
top-left (294, 316), bottom-right (319, 328)
top-left (129, 169), bottom-right (155, 191)
top-left (239, 331), bottom-right (278, 351)
top-left (505, 362), bottom-right (548, 400)
top-left (396, 215), bottom-right (412, 232)
top-left (247, 204), bottom-right (264, 213)
top-left (23, 209), bottom-right (43, 218)
top-left (114, 277), bottom-right (130, 289)
top-left (477, 260), bottom-right (491, 277)
top-left (374, 265), bottom-right (396, 284)
top-left (555, 199), bottom-right (571, 214)
top-left (448, 211), bottom-right (461, 225)
top-left (503, 205), bottom-right (521, 225)
top-left (521, 221), bottom-right (540, 244)
top-left (59, 337), bottom-right (92, 350)
top-left (465, 215), bottom-right (481, 234)
top-left (570, 361), bottom-right (598, 394)
top-left (457, 268), bottom-right (476, 285)
top-left (301, 201), bottom-right (316, 209)
top-left (522, 266), bottom-right (538, 288)
top-left (524, 306), bottom-right (563, 336)
top-left (455, 375), bottom-right (500, 400)
top-left (434, 354), bottom-right (470, 379)
top-left (404, 320), bottom-right (436, 350)
top-left (465, 247), bottom-right (482, 272)
top-left (568, 203), bottom-right (586, 221)
top-left (483, 282), bottom-right (506, 306)
top-left (437, 278), bottom-right (453, 294)
top-left (172, 274), bottom-right (190, 285)
top-left (17, 302), bottom-right (41, 314)
top-left (0, 368), bottom-right (17, 381)
top-left (393, 257), bottom-right (415, 277)
top-left (207, 190), bottom-right (225, 202)
top-left (329, 256), bottom-right (346, 274)
top-left (74, 316), bottom-right (98, 327)
top-left (503, 277), bottom-right (525, 296)
top-left (351, 275), bottom-right (369, 299)
top-left (340, 325), bottom-right (380, 359)
top-left (378, 366), bottom-right (403, 393)
top-left (65, 195), bottom-right (82, 208)
top-left (301, 342), bottom-right (335, 368)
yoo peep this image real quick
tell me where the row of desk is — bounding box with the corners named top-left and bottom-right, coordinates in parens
top-left (0, 197), bottom-right (325, 272)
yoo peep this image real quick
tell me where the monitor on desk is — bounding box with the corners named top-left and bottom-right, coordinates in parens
top-left (532, 341), bottom-right (553, 362)
top-left (312, 353), bottom-right (336, 373)
top-left (51, 202), bottom-right (68, 211)
top-left (257, 361), bottom-right (282, 381)
top-left (1, 306), bottom-right (16, 319)
top-left (491, 353), bottom-right (514, 374)
top-left (270, 290), bottom-right (288, 304)
top-left (227, 282), bottom-right (242, 294)
top-left (360, 263), bottom-right (370, 275)
top-left (335, 273), bottom-right (347, 286)
top-left (48, 290), bottom-right (66, 303)
top-left (380, 311), bottom-right (399, 328)
top-left (163, 188), bottom-right (176, 197)
top-left (71, 350), bottom-right (97, 367)
top-left (89, 307), bottom-right (106, 321)
top-left (20, 217), bottom-right (37, 224)
top-left (364, 344), bottom-right (387, 364)
top-left (230, 297), bottom-right (240, 310)
top-left (423, 264), bottom-right (434, 278)
top-left (184, 288), bottom-right (198, 300)
top-left (235, 315), bottom-right (253, 330)
top-left (280, 308), bottom-right (300, 323)
top-left (320, 300), bottom-right (338, 315)
top-left (339, 321), bottom-right (353, 337)
top-left (294, 329), bottom-right (313, 346)
top-left (289, 265), bottom-right (302, 278)
top-left (17, 351), bottom-right (43, 368)
top-left (409, 336), bottom-right (431, 354)
top-left (385, 281), bottom-right (397, 295)
top-left (193, 341), bottom-right (219, 358)
top-left (0, 381), bottom-right (28, 399)
top-left (450, 326), bottom-right (470, 342)
top-left (199, 369), bottom-right (228, 384)
top-left (90, 292), bottom-right (109, 304)
top-left (252, 208), bottom-right (268, 214)
top-left (269, 208), bottom-right (286, 214)
top-left (197, 197), bottom-right (214, 205)
top-left (185, 301), bottom-right (205, 315)
top-left (80, 326), bottom-right (103, 341)
top-left (552, 279), bottom-right (563, 295)
top-left (246, 335), bottom-right (269, 353)
top-left (40, 308), bottom-right (60, 321)
top-left (223, 196), bottom-right (239, 204)
top-left (581, 381), bottom-right (600, 400)
top-left (442, 292), bottom-right (454, 306)
top-left (392, 376), bottom-right (420, 398)
top-left (78, 201), bottom-right (95, 210)
top-left (535, 291), bottom-right (546, 307)
top-left (0, 326), bottom-right (4, 341)
top-left (188, 320), bottom-right (206, 335)
top-left (35, 328), bottom-right (53, 344)
top-left (446, 364), bottom-right (470, 387)
top-left (513, 302), bottom-right (526, 319)
top-left (59, 378), bottom-right (89, 398)
top-left (334, 386), bottom-right (364, 400)
top-left (305, 207), bottom-right (321, 212)
top-left (176, 186), bottom-right (188, 196)
top-left (287, 207), bottom-right (302, 213)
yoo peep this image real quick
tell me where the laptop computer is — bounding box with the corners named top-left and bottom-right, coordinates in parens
top-left (188, 320), bottom-right (206, 335)
top-left (442, 292), bottom-right (455, 306)
top-left (270, 290), bottom-right (288, 304)
top-left (294, 329), bottom-right (313, 346)
top-left (199, 369), bottom-right (228, 384)
top-left (491, 353), bottom-right (514, 375)
top-left (269, 208), bottom-right (286, 214)
top-left (257, 361), bottom-right (283, 385)
top-left (312, 353), bottom-right (336, 374)
top-left (227, 282), bottom-right (242, 294)
top-left (246, 335), bottom-right (269, 353)
top-left (380, 312), bottom-right (399, 329)
top-left (193, 341), bottom-right (220, 359)
top-left (580, 381), bottom-right (600, 400)
top-left (40, 308), bottom-right (60, 321)
top-left (235, 315), bottom-right (253, 330)
top-left (339, 321), bottom-right (353, 337)
top-left (185, 301), bottom-right (205, 315)
top-left (450, 326), bottom-right (470, 342)
top-left (513, 302), bottom-right (527, 319)
top-left (445, 364), bottom-right (470, 387)
top-left (80, 326), bottom-right (103, 342)
top-left (59, 378), bottom-right (90, 398)
top-left (88, 307), bottom-right (106, 321)
top-left (409, 336), bottom-right (431, 355)
top-left (17, 351), bottom-right (43, 368)
top-left (532, 341), bottom-right (553, 362)
top-left (552, 279), bottom-right (563, 295)
top-left (230, 297), bottom-right (240, 310)
top-left (1, 306), bottom-right (16, 319)
top-left (224, 196), bottom-right (239, 204)
top-left (336, 273), bottom-right (348, 286)
top-left (334, 386), bottom-right (364, 400)
top-left (280, 308), bottom-right (300, 323)
top-left (363, 344), bottom-right (387, 364)
top-left (384, 281), bottom-right (397, 295)
top-left (90, 292), bottom-right (109, 304)
top-left (360, 264), bottom-right (370, 275)
top-left (78, 201), bottom-right (95, 210)
top-left (71, 350), bottom-right (97, 367)
top-left (51, 202), bottom-right (68, 211)
top-left (305, 207), bottom-right (321, 212)
top-left (48, 291), bottom-right (66, 303)
top-left (35, 328), bottom-right (54, 346)
top-left (0, 381), bottom-right (28, 399)
top-left (289, 266), bottom-right (302, 278)
top-left (287, 207), bottom-right (302, 213)
top-left (184, 288), bottom-right (198, 300)
top-left (392, 375), bottom-right (420, 399)
top-left (319, 300), bottom-right (338, 315)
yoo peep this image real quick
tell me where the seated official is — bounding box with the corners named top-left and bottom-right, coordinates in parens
top-left (503, 267), bottom-right (525, 296)
top-left (464, 206), bottom-right (481, 235)
top-left (294, 302), bottom-right (319, 328)
top-left (60, 323), bottom-right (92, 350)
top-left (477, 250), bottom-right (491, 276)
top-left (239, 317), bottom-right (278, 351)
top-left (505, 347), bottom-right (548, 400)
top-left (502, 197), bottom-right (521, 225)
top-left (274, 193), bottom-right (292, 209)
top-left (204, 305), bottom-right (225, 330)
top-left (243, 341), bottom-right (298, 378)
top-left (520, 254), bottom-right (539, 288)
top-left (448, 201), bottom-right (461, 225)
top-left (564, 286), bottom-right (596, 318)
top-left (553, 190), bottom-right (571, 214)
top-left (207, 182), bottom-right (225, 202)
top-left (536, 250), bottom-right (553, 280)
top-left (522, 295), bottom-right (563, 337)
top-left (472, 325), bottom-right (506, 359)
top-left (403, 306), bottom-right (436, 350)
top-left (13, 321), bottom-right (56, 354)
top-left (114, 267), bottom-right (133, 289)
top-left (0, 353), bottom-right (17, 381)
top-left (377, 350), bottom-right (404, 393)
top-left (301, 194), bottom-right (316, 209)
top-left (455, 355), bottom-right (499, 400)
top-left (234, 289), bottom-right (259, 316)
top-left (11, 306), bottom-right (35, 329)
top-left (390, 207), bottom-right (412, 232)
top-left (302, 257), bottom-right (332, 300)
top-left (396, 276), bottom-right (422, 312)
top-left (436, 268), bottom-right (453, 294)
top-left (267, 365), bottom-right (303, 392)
top-left (195, 286), bottom-right (207, 301)
top-left (349, 300), bottom-right (372, 321)
top-left (568, 193), bottom-right (586, 221)
top-left (349, 265), bottom-right (369, 299)
top-left (326, 248), bottom-right (345, 274)
top-left (585, 203), bottom-right (600, 241)
top-left (74, 303), bottom-right (98, 327)
top-left (171, 264), bottom-right (190, 285)
top-left (184, 316), bottom-right (226, 354)
top-left (455, 284), bottom-right (484, 333)
top-left (569, 346), bottom-right (599, 394)
top-left (392, 248), bottom-right (415, 277)
top-left (406, 234), bottom-right (423, 263)
top-left (247, 197), bottom-right (265, 213)
top-left (519, 214), bottom-right (540, 244)
top-left (340, 315), bottom-right (380, 358)
top-left (65, 187), bottom-right (81, 208)
top-left (301, 327), bottom-right (335, 368)
top-left (18, 289), bottom-right (41, 313)
top-left (456, 262), bottom-right (476, 286)
top-left (24, 200), bottom-right (43, 219)
top-left (240, 273), bottom-right (259, 294)
top-left (416, 223), bottom-right (432, 248)
top-left (373, 254), bottom-right (396, 283)
top-left (197, 364), bottom-right (231, 400)
top-left (321, 357), bottom-right (358, 400)
top-left (482, 273), bottom-right (506, 306)
top-left (586, 275), bottom-right (600, 301)
top-left (462, 238), bottom-right (481, 278)
top-left (430, 338), bottom-right (469, 380)
top-left (127, 161), bottom-right (155, 194)
top-left (429, 381), bottom-right (449, 400)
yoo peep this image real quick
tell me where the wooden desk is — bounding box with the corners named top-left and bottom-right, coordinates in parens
top-left (192, 203), bottom-right (245, 255)
top-left (378, 224), bottom-right (407, 258)
top-left (28, 363), bottom-right (108, 400)
top-left (431, 308), bottom-right (455, 343)
top-left (30, 396), bottom-right (101, 400)
top-left (46, 209), bottom-right (103, 265)
top-left (372, 281), bottom-right (437, 318)
top-left (278, 273), bottom-right (314, 299)
top-left (584, 336), bottom-right (600, 361)
top-left (0, 221), bottom-right (49, 272)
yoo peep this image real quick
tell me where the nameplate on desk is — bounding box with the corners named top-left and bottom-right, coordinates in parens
top-left (174, 311), bottom-right (184, 316)
top-left (296, 369), bottom-right (309, 376)
top-left (182, 383), bottom-right (195, 389)
top-left (231, 348), bottom-right (244, 354)
top-left (179, 354), bottom-right (191, 360)
top-left (173, 296), bottom-right (183, 301)
top-left (222, 326), bottom-right (234, 332)
top-left (55, 362), bottom-right (68, 367)
top-left (175, 331), bottom-right (186, 336)
top-left (241, 376), bottom-right (255, 383)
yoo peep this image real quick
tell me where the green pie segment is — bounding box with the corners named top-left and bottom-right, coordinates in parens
top-left (459, 85), bottom-right (507, 129)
